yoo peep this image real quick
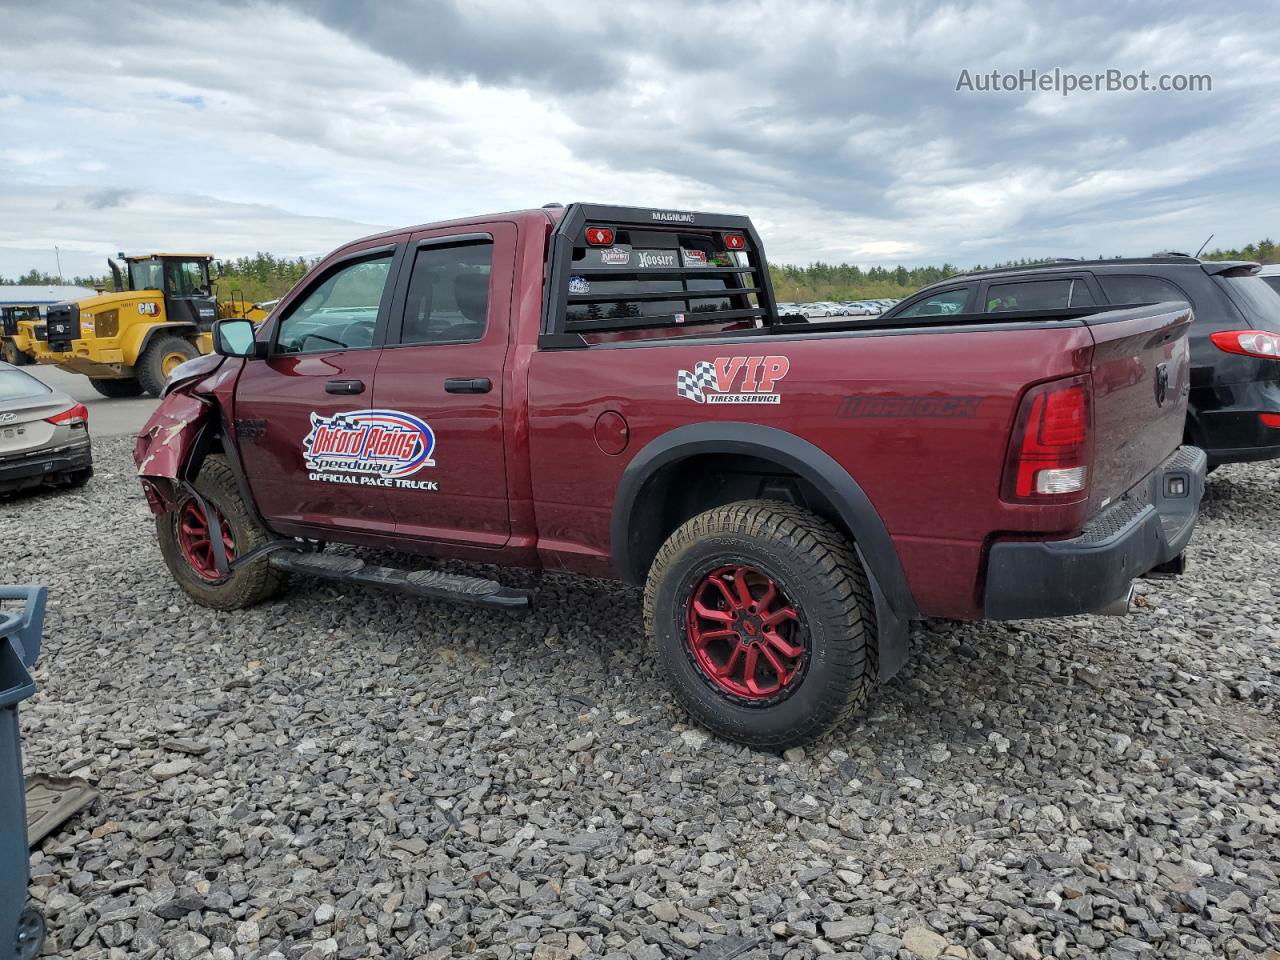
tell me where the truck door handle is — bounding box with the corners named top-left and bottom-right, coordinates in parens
top-left (444, 377), bottom-right (492, 394)
top-left (325, 379), bottom-right (365, 395)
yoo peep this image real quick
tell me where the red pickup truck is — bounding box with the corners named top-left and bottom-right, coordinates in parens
top-left (134, 203), bottom-right (1206, 748)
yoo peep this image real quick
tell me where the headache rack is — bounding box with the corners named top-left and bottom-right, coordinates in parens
top-left (539, 203), bottom-right (780, 348)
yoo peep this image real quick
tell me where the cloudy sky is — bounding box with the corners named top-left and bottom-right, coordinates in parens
top-left (1, 0), bottom-right (1277, 279)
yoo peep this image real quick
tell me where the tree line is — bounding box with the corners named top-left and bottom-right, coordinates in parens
top-left (3, 239), bottom-right (1275, 304)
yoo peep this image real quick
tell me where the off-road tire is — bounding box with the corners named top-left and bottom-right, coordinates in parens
top-left (156, 454), bottom-right (283, 610)
top-left (2, 340), bottom-right (31, 365)
top-left (88, 377), bottom-right (144, 398)
top-left (136, 335), bottom-right (198, 397)
top-left (644, 500), bottom-right (877, 749)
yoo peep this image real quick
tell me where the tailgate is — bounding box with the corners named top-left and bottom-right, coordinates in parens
top-left (1084, 301), bottom-right (1193, 512)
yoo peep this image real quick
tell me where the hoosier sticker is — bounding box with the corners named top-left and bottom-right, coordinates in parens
top-left (303, 409), bottom-right (439, 490)
top-left (676, 356), bottom-right (790, 404)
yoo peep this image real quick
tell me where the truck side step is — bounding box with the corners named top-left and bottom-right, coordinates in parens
top-left (269, 552), bottom-right (531, 610)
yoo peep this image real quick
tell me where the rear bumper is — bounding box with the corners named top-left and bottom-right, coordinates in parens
top-left (1189, 378), bottom-right (1280, 465)
top-left (983, 445), bottom-right (1206, 620)
top-left (0, 440), bottom-right (93, 491)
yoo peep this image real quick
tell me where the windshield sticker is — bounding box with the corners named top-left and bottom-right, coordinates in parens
top-left (676, 356), bottom-right (790, 405)
top-left (304, 409), bottom-right (439, 490)
top-left (682, 248), bottom-right (708, 266)
top-left (637, 251), bottom-right (677, 269)
top-left (569, 276), bottom-right (590, 294)
top-left (600, 248), bottom-right (630, 266)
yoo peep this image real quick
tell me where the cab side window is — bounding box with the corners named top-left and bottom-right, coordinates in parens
top-left (275, 254), bottom-right (393, 354)
top-left (896, 286), bottom-right (971, 317)
top-left (398, 242), bottom-right (493, 346)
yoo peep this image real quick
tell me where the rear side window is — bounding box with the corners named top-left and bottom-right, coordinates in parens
top-left (1098, 275), bottom-right (1190, 307)
top-left (1264, 276), bottom-right (1280, 296)
top-left (1215, 275), bottom-right (1280, 331)
top-left (896, 287), bottom-right (971, 317)
top-left (276, 254), bottom-right (393, 354)
top-left (398, 241), bottom-right (493, 345)
top-left (986, 278), bottom-right (1094, 312)
top-left (0, 369), bottom-right (51, 401)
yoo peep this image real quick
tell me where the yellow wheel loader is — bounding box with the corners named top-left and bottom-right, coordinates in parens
top-left (17, 254), bottom-right (272, 398)
top-left (1, 305), bottom-right (41, 366)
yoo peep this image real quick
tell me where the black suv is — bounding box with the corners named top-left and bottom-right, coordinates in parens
top-left (882, 257), bottom-right (1280, 467)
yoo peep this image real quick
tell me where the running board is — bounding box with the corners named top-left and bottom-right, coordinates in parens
top-left (269, 552), bottom-right (531, 610)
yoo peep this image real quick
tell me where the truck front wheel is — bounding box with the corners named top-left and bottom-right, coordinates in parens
top-left (156, 454), bottom-right (283, 610)
top-left (136, 336), bottom-right (199, 397)
top-left (644, 500), bottom-right (877, 749)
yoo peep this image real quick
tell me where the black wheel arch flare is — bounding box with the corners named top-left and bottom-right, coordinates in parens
top-left (611, 422), bottom-right (917, 680)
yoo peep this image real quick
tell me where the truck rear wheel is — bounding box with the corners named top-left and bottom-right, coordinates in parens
top-left (156, 454), bottom-right (283, 610)
top-left (89, 377), bottom-right (144, 398)
top-left (643, 500), bottom-right (877, 749)
top-left (136, 336), bottom-right (198, 396)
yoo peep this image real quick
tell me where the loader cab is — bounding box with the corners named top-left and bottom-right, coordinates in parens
top-left (124, 254), bottom-right (218, 331)
top-left (1, 304), bottom-right (42, 366)
top-left (1, 304), bottom-right (41, 338)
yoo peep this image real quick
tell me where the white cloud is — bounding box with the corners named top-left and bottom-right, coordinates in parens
top-left (0, 0), bottom-right (1277, 279)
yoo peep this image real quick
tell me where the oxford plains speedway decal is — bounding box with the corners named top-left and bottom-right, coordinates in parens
top-left (676, 355), bottom-right (790, 405)
top-left (303, 409), bottom-right (439, 490)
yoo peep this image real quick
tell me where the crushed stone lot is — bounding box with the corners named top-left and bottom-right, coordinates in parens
top-left (2, 436), bottom-right (1277, 960)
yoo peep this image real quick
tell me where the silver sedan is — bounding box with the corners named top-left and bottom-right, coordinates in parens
top-left (0, 362), bottom-right (93, 494)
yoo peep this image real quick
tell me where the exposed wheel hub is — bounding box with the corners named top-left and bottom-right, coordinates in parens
top-left (176, 497), bottom-right (235, 581)
top-left (685, 564), bottom-right (807, 701)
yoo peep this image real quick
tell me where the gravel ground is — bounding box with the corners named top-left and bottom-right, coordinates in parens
top-left (2, 436), bottom-right (1277, 960)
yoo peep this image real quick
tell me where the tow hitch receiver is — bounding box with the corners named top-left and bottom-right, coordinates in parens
top-left (269, 553), bottom-right (531, 610)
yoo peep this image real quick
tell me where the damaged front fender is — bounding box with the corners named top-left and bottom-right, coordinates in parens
top-left (133, 392), bottom-right (214, 515)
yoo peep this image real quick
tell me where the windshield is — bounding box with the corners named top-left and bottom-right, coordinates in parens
top-left (1216, 275), bottom-right (1280, 331)
top-left (0, 368), bottom-right (51, 401)
top-left (128, 258), bottom-right (164, 291)
top-left (165, 258), bottom-right (211, 297)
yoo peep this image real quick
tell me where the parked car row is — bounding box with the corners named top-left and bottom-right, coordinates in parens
top-left (777, 298), bottom-right (900, 319)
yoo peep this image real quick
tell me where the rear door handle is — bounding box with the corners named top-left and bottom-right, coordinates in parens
top-left (325, 379), bottom-right (365, 395)
top-left (444, 377), bottom-right (493, 394)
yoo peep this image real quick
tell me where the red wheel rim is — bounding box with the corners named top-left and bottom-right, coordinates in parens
top-left (176, 498), bottom-right (235, 581)
top-left (685, 564), bottom-right (806, 701)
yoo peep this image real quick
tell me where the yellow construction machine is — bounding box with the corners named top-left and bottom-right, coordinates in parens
top-left (6, 254), bottom-right (272, 397)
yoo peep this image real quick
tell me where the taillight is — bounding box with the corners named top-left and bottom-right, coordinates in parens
top-left (1261, 413), bottom-right (1280, 428)
top-left (1002, 375), bottom-right (1092, 502)
top-left (723, 233), bottom-right (746, 250)
top-left (1209, 329), bottom-right (1280, 359)
top-left (585, 226), bottom-right (614, 246)
top-left (45, 403), bottom-right (88, 427)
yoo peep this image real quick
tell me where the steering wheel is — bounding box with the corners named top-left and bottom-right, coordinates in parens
top-left (338, 320), bottom-right (375, 348)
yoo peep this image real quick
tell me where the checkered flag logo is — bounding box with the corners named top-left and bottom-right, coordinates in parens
top-left (676, 361), bottom-right (718, 403)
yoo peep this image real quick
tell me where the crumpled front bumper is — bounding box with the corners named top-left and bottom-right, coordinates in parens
top-left (133, 392), bottom-right (211, 514)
